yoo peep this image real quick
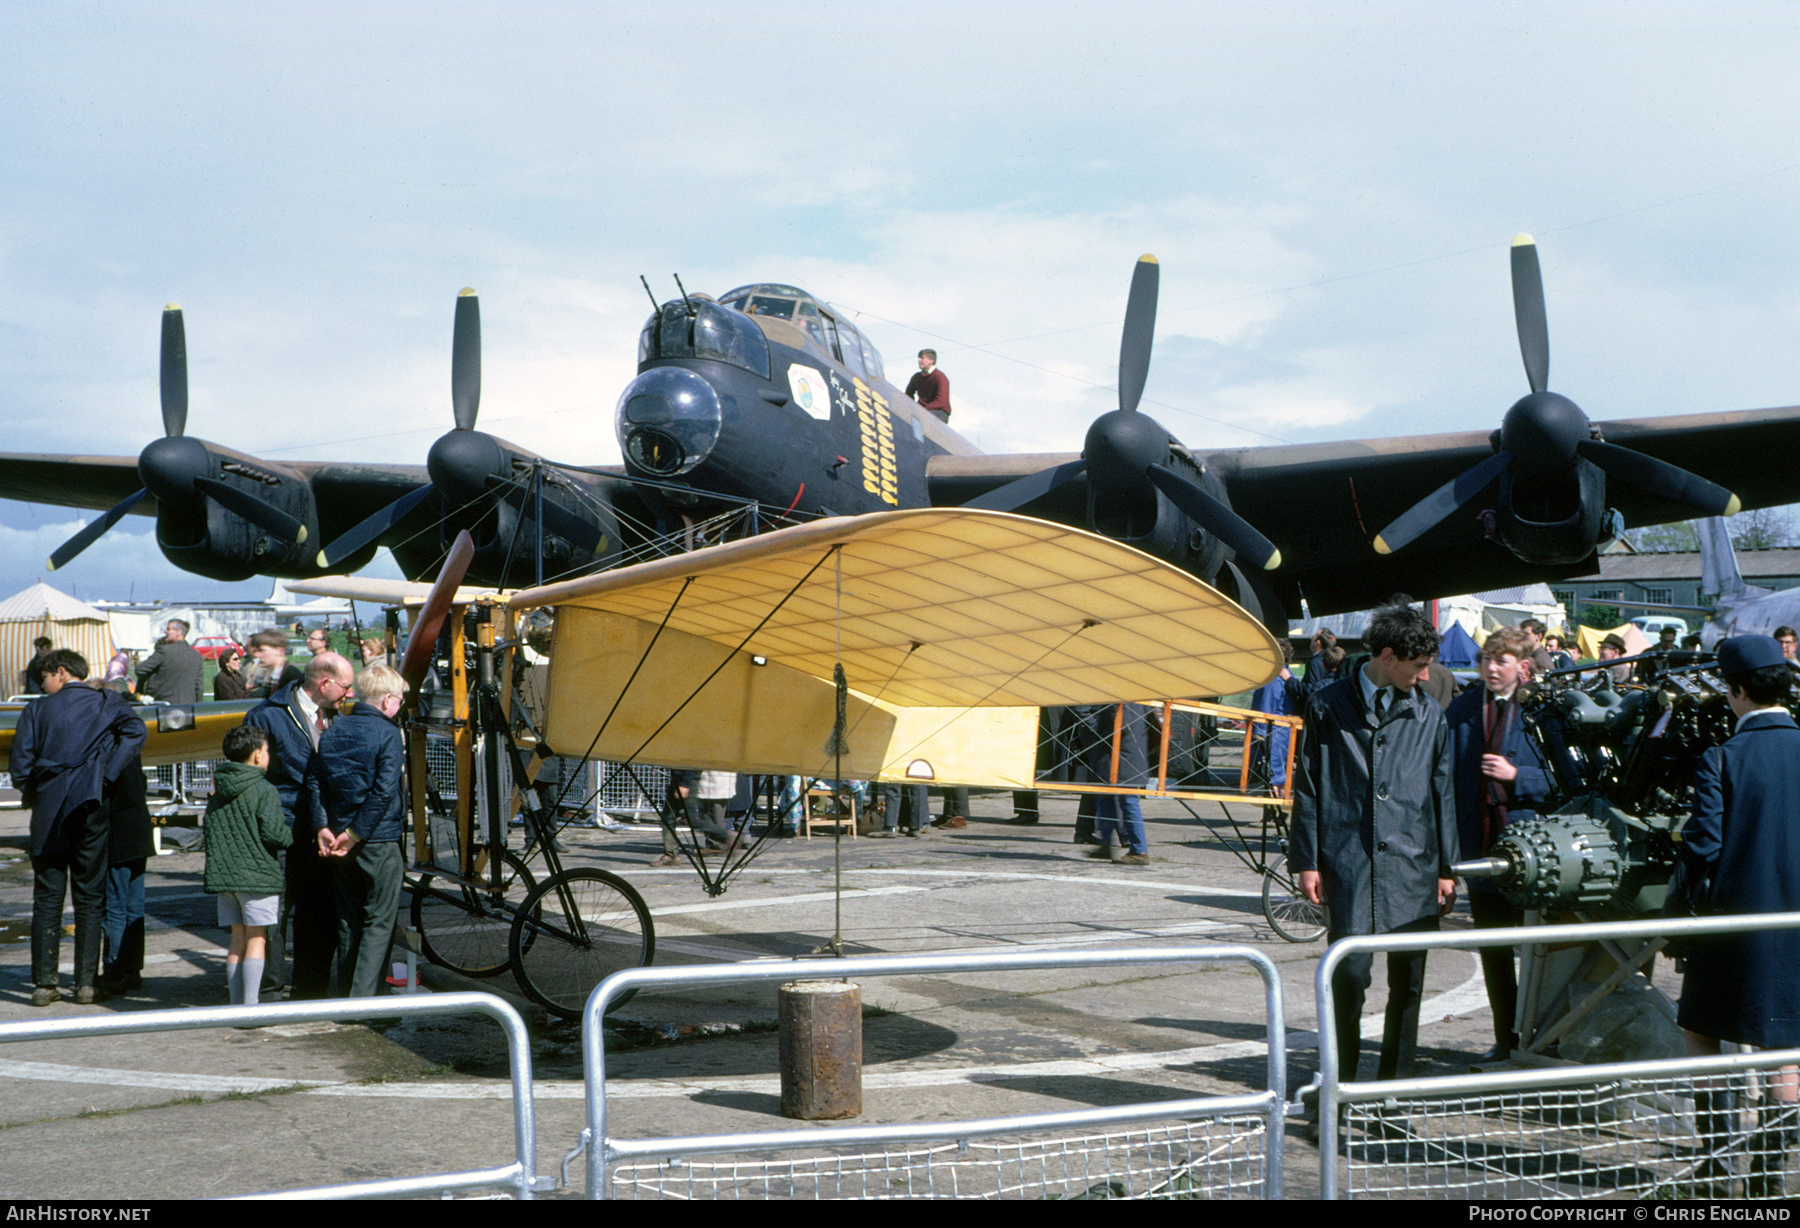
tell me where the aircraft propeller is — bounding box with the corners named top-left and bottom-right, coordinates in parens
top-left (317, 288), bottom-right (600, 570)
top-left (398, 528), bottom-right (476, 690)
top-left (1372, 235), bottom-right (1741, 557)
top-left (963, 256), bottom-right (1281, 570)
top-left (47, 304), bottom-right (307, 572)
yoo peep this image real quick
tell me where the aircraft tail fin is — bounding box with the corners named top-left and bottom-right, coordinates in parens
top-left (1699, 516), bottom-right (1747, 600)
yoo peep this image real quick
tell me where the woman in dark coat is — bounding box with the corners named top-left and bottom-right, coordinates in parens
top-left (1676, 635), bottom-right (1800, 1196)
top-left (213, 648), bottom-right (253, 702)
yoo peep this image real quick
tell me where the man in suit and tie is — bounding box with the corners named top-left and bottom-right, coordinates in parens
top-left (1291, 600), bottom-right (1458, 1083)
top-left (244, 651), bottom-right (354, 1000)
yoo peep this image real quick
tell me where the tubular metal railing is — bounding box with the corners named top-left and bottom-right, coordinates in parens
top-left (576, 946), bottom-right (1287, 1200)
top-left (1315, 911), bottom-right (1800, 1199)
top-left (0, 992), bottom-right (546, 1200)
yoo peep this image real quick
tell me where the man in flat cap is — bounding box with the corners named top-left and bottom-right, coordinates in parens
top-left (1676, 634), bottom-right (1800, 1195)
top-left (1587, 633), bottom-right (1632, 690)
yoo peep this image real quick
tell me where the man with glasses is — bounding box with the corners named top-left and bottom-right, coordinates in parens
top-left (1774, 626), bottom-right (1798, 666)
top-left (244, 652), bottom-right (355, 1000)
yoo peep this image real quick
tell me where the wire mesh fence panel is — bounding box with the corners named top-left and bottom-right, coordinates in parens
top-left (425, 732), bottom-right (461, 801)
top-left (1340, 1074), bottom-right (1799, 1200)
top-left (595, 762), bottom-right (667, 815)
top-left (607, 1116), bottom-right (1267, 1200)
top-left (178, 759), bottom-right (221, 797)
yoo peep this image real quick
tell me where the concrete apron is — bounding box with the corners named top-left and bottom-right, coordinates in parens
top-left (0, 795), bottom-right (1527, 1199)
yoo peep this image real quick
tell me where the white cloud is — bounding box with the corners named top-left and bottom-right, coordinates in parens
top-left (6, 2), bottom-right (1800, 598)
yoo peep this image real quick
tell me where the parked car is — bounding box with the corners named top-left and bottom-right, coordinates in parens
top-left (189, 635), bottom-right (244, 661)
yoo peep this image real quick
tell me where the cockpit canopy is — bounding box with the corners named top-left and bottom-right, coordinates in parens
top-left (718, 283), bottom-right (886, 383)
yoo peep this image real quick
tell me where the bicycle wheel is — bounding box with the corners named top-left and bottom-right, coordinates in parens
top-left (509, 869), bottom-right (654, 1020)
top-left (410, 849), bottom-right (537, 978)
top-left (1263, 856), bottom-right (1327, 944)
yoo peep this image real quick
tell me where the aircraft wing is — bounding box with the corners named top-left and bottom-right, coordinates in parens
top-left (0, 453), bottom-right (434, 530)
top-left (1215, 404), bottom-right (1800, 612)
top-left (0, 454), bottom-right (153, 516)
top-left (509, 506), bottom-right (1280, 708)
top-left (503, 507), bottom-right (1278, 782)
top-left (282, 575), bottom-right (497, 606)
top-left (927, 406), bottom-right (1800, 616)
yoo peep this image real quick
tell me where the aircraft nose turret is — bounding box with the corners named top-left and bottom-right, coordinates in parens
top-left (616, 367), bottom-right (722, 477)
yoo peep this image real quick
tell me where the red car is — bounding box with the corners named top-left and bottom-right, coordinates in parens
top-left (189, 635), bottom-right (244, 662)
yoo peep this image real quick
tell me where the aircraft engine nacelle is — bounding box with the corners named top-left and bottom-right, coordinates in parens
top-left (407, 427), bottom-right (618, 585)
top-left (1086, 458), bottom-right (1229, 584)
top-left (451, 490), bottom-right (618, 582)
top-left (143, 440), bottom-right (322, 582)
top-left (1491, 456), bottom-right (1620, 566)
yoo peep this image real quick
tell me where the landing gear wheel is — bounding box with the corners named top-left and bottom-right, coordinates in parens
top-left (1263, 856), bottom-right (1327, 944)
top-left (411, 849), bottom-right (537, 978)
top-left (508, 868), bottom-right (655, 1020)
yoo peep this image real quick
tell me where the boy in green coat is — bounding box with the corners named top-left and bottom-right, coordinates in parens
top-left (205, 725), bottom-right (292, 1005)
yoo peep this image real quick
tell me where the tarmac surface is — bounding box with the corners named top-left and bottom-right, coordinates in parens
top-left (0, 792), bottom-right (1504, 1200)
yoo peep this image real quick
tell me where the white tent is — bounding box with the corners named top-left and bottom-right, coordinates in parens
top-left (0, 581), bottom-right (117, 694)
top-left (1436, 585), bottom-right (1569, 639)
top-left (1290, 585), bottom-right (1569, 646)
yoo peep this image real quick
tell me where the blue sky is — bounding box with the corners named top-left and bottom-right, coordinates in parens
top-left (3, 2), bottom-right (1798, 601)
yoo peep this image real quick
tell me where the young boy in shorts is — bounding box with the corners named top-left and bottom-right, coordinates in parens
top-left (205, 725), bottom-right (292, 1005)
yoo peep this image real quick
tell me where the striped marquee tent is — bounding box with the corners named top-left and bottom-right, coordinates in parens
top-left (0, 582), bottom-right (116, 697)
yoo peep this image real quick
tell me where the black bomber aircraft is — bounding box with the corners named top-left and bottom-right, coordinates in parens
top-left (5, 237), bottom-right (1799, 630)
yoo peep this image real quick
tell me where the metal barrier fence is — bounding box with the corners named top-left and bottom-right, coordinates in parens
top-left (1316, 911), bottom-right (1800, 1200)
top-left (1031, 700), bottom-right (1301, 807)
top-left (577, 947), bottom-right (1287, 1200)
top-left (0, 992), bottom-right (546, 1200)
top-left (420, 733), bottom-right (664, 819)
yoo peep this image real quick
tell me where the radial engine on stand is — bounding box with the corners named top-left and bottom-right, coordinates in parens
top-left (1450, 651), bottom-right (1762, 1063)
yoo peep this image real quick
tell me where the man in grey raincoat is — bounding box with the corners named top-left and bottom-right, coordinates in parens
top-left (1291, 600), bottom-right (1457, 1082)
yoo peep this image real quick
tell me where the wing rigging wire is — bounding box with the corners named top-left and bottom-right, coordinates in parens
top-left (537, 546), bottom-right (845, 897)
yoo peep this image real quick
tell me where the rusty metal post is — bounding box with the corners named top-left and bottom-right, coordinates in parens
top-left (1157, 699), bottom-right (1172, 792)
top-left (778, 980), bottom-right (862, 1120)
top-left (1280, 715), bottom-right (1301, 800)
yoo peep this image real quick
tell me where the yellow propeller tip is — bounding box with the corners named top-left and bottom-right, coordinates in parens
top-left (1725, 495), bottom-right (1742, 517)
top-left (164, 301), bottom-right (182, 312)
top-left (1511, 233), bottom-right (1536, 248)
top-left (44, 558), bottom-right (57, 572)
top-left (315, 552), bottom-right (330, 570)
top-left (296, 526), bottom-right (308, 545)
top-left (1137, 254), bottom-right (1158, 265)
top-left (1261, 549), bottom-right (1282, 570)
top-left (1373, 535), bottom-right (1394, 556)
top-left (458, 287), bottom-right (478, 297)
